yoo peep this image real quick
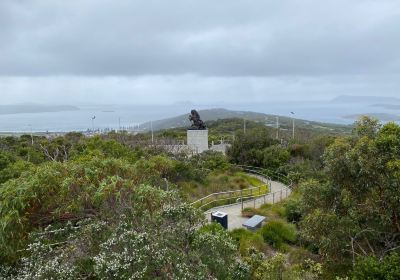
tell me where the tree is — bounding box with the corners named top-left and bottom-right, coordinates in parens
top-left (353, 116), bottom-right (381, 138)
top-left (228, 128), bottom-right (277, 166)
top-left (262, 145), bottom-right (290, 171)
top-left (352, 253), bottom-right (400, 280)
top-left (299, 119), bottom-right (400, 264)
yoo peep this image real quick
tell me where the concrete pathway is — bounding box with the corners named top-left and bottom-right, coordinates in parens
top-left (205, 175), bottom-right (291, 230)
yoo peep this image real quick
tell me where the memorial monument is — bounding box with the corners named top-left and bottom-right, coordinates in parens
top-left (187, 110), bottom-right (208, 153)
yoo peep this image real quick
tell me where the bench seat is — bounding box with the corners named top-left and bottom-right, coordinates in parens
top-left (242, 215), bottom-right (266, 231)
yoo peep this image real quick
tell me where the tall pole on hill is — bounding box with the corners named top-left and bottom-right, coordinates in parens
top-left (28, 124), bottom-right (34, 145)
top-left (91, 116), bottom-right (96, 133)
top-left (243, 119), bottom-right (246, 134)
top-left (275, 116), bottom-right (279, 140)
top-left (151, 120), bottom-right (154, 143)
top-left (291, 112), bottom-right (295, 139)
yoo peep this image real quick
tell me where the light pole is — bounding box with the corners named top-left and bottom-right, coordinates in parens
top-left (275, 116), bottom-right (279, 140)
top-left (150, 120), bottom-right (154, 143)
top-left (28, 124), bottom-right (34, 145)
top-left (91, 116), bottom-right (96, 133)
top-left (290, 112), bottom-right (295, 139)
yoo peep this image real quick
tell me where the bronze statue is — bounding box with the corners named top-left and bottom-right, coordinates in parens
top-left (188, 110), bottom-right (206, 130)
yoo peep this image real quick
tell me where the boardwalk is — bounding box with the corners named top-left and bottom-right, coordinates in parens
top-left (205, 174), bottom-right (291, 230)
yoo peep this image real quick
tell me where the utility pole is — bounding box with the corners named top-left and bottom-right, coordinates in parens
top-left (151, 120), bottom-right (154, 143)
top-left (290, 112), bottom-right (295, 139)
top-left (28, 124), bottom-right (34, 145)
top-left (275, 116), bottom-right (279, 140)
top-left (91, 116), bottom-right (96, 133)
top-left (243, 119), bottom-right (246, 134)
top-left (118, 117), bottom-right (121, 132)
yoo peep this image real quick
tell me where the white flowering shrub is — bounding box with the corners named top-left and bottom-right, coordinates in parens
top-left (14, 239), bottom-right (79, 280)
top-left (6, 185), bottom-right (243, 279)
top-left (244, 249), bottom-right (322, 280)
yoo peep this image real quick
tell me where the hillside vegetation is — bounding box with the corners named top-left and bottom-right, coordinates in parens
top-left (139, 108), bottom-right (352, 135)
top-left (0, 116), bottom-right (399, 279)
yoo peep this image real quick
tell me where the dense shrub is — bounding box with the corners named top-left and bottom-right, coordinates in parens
top-left (262, 145), bottom-right (290, 170)
top-left (284, 194), bottom-right (302, 223)
top-left (351, 253), bottom-right (400, 280)
top-left (260, 220), bottom-right (297, 249)
top-left (230, 228), bottom-right (266, 255)
top-left (2, 186), bottom-right (247, 279)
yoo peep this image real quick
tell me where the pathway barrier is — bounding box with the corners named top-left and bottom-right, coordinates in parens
top-left (192, 165), bottom-right (293, 211)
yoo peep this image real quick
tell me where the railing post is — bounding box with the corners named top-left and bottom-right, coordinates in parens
top-left (241, 189), bottom-right (243, 211)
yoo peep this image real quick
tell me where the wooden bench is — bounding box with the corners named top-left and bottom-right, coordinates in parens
top-left (242, 215), bottom-right (266, 231)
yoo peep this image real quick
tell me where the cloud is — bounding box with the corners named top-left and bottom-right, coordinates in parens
top-left (1, 74), bottom-right (398, 105)
top-left (0, 0), bottom-right (399, 104)
top-left (1, 0), bottom-right (400, 77)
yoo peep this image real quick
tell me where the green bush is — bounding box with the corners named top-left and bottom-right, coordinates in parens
top-left (259, 220), bottom-right (297, 249)
top-left (230, 228), bottom-right (265, 255)
top-left (262, 145), bottom-right (290, 170)
top-left (242, 207), bottom-right (259, 218)
top-left (0, 157), bottom-right (144, 263)
top-left (284, 194), bottom-right (302, 223)
top-left (352, 253), bottom-right (400, 280)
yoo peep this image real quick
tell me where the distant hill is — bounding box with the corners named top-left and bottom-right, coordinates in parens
top-left (331, 95), bottom-right (400, 104)
top-left (139, 108), bottom-right (352, 134)
top-left (0, 104), bottom-right (80, 115)
top-left (343, 113), bottom-right (400, 122)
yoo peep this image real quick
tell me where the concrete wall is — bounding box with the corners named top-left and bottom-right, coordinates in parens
top-left (187, 129), bottom-right (209, 153)
top-left (210, 143), bottom-right (231, 155)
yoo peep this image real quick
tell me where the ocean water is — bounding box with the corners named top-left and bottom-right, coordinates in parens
top-left (0, 102), bottom-right (398, 132)
top-left (0, 104), bottom-right (196, 132)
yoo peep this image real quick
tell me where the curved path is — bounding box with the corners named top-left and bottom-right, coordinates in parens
top-left (205, 174), bottom-right (291, 230)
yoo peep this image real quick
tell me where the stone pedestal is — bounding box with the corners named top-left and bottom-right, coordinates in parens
top-left (187, 129), bottom-right (209, 154)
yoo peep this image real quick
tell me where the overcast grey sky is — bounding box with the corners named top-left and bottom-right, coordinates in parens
top-left (0, 0), bottom-right (399, 105)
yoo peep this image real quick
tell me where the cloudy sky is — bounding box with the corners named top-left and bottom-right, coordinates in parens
top-left (1, 0), bottom-right (399, 105)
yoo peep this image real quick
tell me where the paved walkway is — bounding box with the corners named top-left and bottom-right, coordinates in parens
top-left (205, 174), bottom-right (291, 230)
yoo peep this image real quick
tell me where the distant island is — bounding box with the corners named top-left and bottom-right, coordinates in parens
top-left (0, 104), bottom-right (80, 115)
top-left (372, 104), bottom-right (400, 110)
top-left (331, 95), bottom-right (400, 104)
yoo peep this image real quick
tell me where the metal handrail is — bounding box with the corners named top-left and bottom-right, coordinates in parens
top-left (192, 165), bottom-right (293, 211)
top-left (236, 165), bottom-right (293, 187)
top-left (191, 184), bottom-right (268, 206)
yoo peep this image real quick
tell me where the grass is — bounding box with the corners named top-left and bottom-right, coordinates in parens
top-left (234, 172), bottom-right (265, 187)
top-left (242, 202), bottom-right (286, 219)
